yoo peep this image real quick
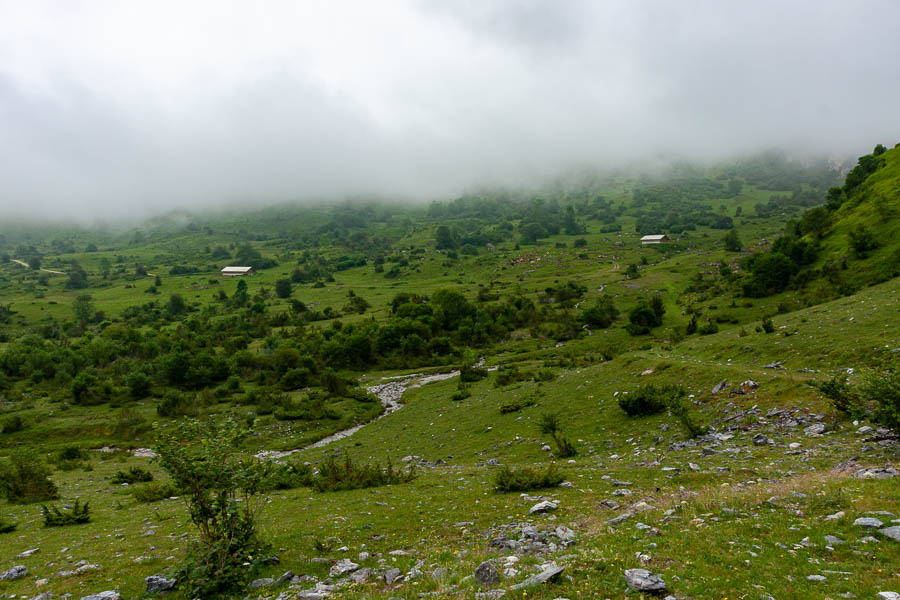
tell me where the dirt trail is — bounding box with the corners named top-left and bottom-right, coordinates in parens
top-left (11, 258), bottom-right (66, 275)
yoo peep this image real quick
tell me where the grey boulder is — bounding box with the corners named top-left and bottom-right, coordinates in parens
top-left (879, 526), bottom-right (900, 541)
top-left (0, 565), bottom-right (27, 581)
top-left (145, 574), bottom-right (177, 593)
top-left (79, 593), bottom-right (121, 600)
top-left (624, 568), bottom-right (666, 593)
top-left (475, 561), bottom-right (500, 586)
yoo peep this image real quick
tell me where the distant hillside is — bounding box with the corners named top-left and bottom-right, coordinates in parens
top-left (817, 143), bottom-right (900, 287)
top-left (740, 143), bottom-right (900, 301)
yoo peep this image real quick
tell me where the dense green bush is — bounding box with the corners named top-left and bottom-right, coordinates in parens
top-left (313, 455), bottom-right (415, 492)
top-left (1, 414), bottom-right (24, 434)
top-left (493, 465), bottom-right (564, 492)
top-left (0, 449), bottom-right (59, 503)
top-left (260, 461), bottom-right (314, 491)
top-left (618, 383), bottom-right (685, 417)
top-left (132, 481), bottom-right (180, 503)
top-left (42, 500), bottom-right (91, 527)
top-left (0, 516), bottom-right (16, 533)
top-left (110, 467), bottom-right (154, 485)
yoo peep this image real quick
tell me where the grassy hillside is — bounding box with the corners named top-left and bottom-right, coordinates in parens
top-left (0, 152), bottom-right (897, 599)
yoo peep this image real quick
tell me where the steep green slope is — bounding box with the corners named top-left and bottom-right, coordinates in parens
top-left (818, 144), bottom-right (900, 286)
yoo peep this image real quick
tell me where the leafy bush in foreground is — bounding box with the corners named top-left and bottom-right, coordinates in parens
top-left (42, 500), bottom-right (90, 527)
top-left (493, 465), bottom-right (564, 492)
top-left (313, 455), bottom-right (415, 492)
top-left (154, 418), bottom-right (271, 598)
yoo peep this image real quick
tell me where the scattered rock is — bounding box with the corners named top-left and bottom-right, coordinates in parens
top-left (475, 561), bottom-right (500, 586)
top-left (16, 548), bottom-right (40, 559)
top-left (0, 565), bottom-right (27, 581)
top-left (275, 571), bottom-right (295, 585)
top-left (329, 559), bottom-right (359, 577)
top-left (712, 380), bottom-right (729, 394)
top-left (824, 535), bottom-right (846, 546)
top-left (475, 590), bottom-right (507, 599)
top-left (248, 577), bottom-right (273, 589)
top-left (529, 501), bottom-right (558, 514)
top-left (824, 511), bottom-right (845, 521)
top-left (879, 526), bottom-right (900, 541)
top-left (79, 593), bottom-right (121, 600)
top-left (854, 517), bottom-right (884, 528)
top-left (623, 568), bottom-right (666, 593)
top-left (853, 466), bottom-right (898, 479)
top-left (511, 564), bottom-right (565, 590)
top-left (145, 575), bottom-right (177, 593)
top-left (752, 434), bottom-right (769, 446)
top-left (804, 423), bottom-right (827, 436)
top-left (876, 593), bottom-right (900, 599)
top-left (384, 568), bottom-right (402, 585)
top-left (349, 567), bottom-right (371, 584)
top-left (807, 574), bottom-right (826, 582)
top-left (857, 426), bottom-right (874, 435)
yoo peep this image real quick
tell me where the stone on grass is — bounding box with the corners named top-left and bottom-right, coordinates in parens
top-left (329, 559), bottom-right (359, 577)
top-left (248, 577), bottom-right (273, 589)
top-left (475, 591), bottom-right (506, 599)
top-left (145, 574), bottom-right (177, 593)
top-left (879, 526), bottom-right (900, 541)
top-left (475, 561), bottom-right (500, 586)
top-left (876, 593), bottom-right (900, 599)
top-left (511, 564), bottom-right (565, 590)
top-left (823, 535), bottom-right (846, 546)
top-left (384, 567), bottom-right (402, 585)
top-left (623, 569), bottom-right (666, 593)
top-left (275, 571), bottom-right (295, 585)
top-left (854, 517), bottom-right (884, 528)
top-left (529, 500), bottom-right (558, 514)
top-left (16, 548), bottom-right (39, 559)
top-left (752, 434), bottom-right (769, 446)
top-left (0, 565), bottom-right (27, 581)
top-left (807, 574), bottom-right (826, 581)
top-left (79, 592), bottom-right (121, 600)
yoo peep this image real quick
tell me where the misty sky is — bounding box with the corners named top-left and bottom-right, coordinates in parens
top-left (2, 0), bottom-right (900, 221)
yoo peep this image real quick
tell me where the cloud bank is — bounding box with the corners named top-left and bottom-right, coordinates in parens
top-left (1, 0), bottom-right (899, 220)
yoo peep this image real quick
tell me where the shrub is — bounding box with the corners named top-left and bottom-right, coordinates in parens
top-left (313, 455), bottom-right (415, 492)
top-left (494, 365), bottom-right (527, 387)
top-left (1, 414), bottom-right (24, 434)
top-left (154, 418), bottom-right (271, 598)
top-left (260, 461), bottom-right (314, 491)
top-left (698, 322), bottom-right (719, 335)
top-left (0, 516), bottom-right (16, 533)
top-left (668, 397), bottom-right (708, 438)
top-left (157, 391), bottom-right (197, 418)
top-left (499, 396), bottom-right (536, 414)
top-left (53, 446), bottom-right (90, 472)
top-left (132, 481), bottom-right (180, 503)
top-left (761, 317), bottom-right (775, 333)
top-left (536, 412), bottom-right (578, 458)
top-left (618, 383), bottom-right (685, 417)
top-left (127, 371), bottom-right (152, 399)
top-left (42, 500), bottom-right (90, 527)
top-left (814, 365), bottom-right (900, 433)
top-left (493, 465), bottom-right (564, 492)
top-left (0, 449), bottom-right (59, 503)
top-left (110, 467), bottom-right (154, 485)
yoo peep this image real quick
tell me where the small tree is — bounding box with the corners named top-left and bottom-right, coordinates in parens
top-left (154, 418), bottom-right (271, 598)
top-left (537, 412), bottom-right (577, 458)
top-left (0, 448), bottom-right (59, 503)
top-left (72, 294), bottom-right (95, 325)
top-left (723, 229), bottom-right (742, 252)
top-left (274, 278), bottom-right (292, 299)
